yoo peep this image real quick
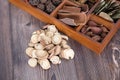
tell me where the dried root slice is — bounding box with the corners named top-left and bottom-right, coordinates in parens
top-left (28, 58), bottom-right (37, 68)
top-left (45, 44), bottom-right (54, 50)
top-left (46, 31), bottom-right (54, 38)
top-left (48, 45), bottom-right (61, 59)
top-left (37, 35), bottom-right (42, 42)
top-left (34, 43), bottom-right (44, 50)
top-left (60, 49), bottom-right (75, 60)
top-left (31, 49), bottom-right (37, 58)
top-left (62, 44), bottom-right (71, 49)
top-left (61, 40), bottom-right (70, 49)
top-left (50, 56), bottom-right (61, 64)
top-left (61, 35), bottom-right (68, 40)
top-left (28, 42), bottom-right (35, 47)
top-left (26, 47), bottom-right (34, 57)
top-left (48, 47), bottom-right (56, 59)
top-left (61, 40), bottom-right (67, 45)
top-left (40, 40), bottom-right (46, 47)
top-left (47, 25), bottom-right (58, 33)
top-left (48, 47), bottom-right (56, 54)
top-left (54, 45), bottom-right (61, 55)
top-left (31, 34), bottom-right (39, 43)
top-left (43, 36), bottom-right (52, 44)
top-left (38, 59), bottom-right (51, 70)
top-left (26, 25), bottom-right (75, 70)
top-left (35, 50), bottom-right (49, 59)
top-left (32, 30), bottom-right (41, 35)
top-left (52, 33), bottom-right (62, 45)
top-left (38, 31), bottom-right (46, 39)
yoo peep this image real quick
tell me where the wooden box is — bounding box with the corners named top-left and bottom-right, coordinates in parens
top-left (9, 0), bottom-right (120, 54)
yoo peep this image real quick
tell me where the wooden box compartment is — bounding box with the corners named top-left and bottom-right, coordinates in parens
top-left (78, 14), bottom-right (116, 53)
top-left (51, 0), bottom-right (87, 30)
top-left (9, 0), bottom-right (120, 54)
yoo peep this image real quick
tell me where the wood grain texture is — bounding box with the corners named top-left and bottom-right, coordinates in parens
top-left (0, 0), bottom-right (120, 80)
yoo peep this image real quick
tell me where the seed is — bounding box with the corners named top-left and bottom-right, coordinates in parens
top-left (28, 0), bottom-right (40, 6)
top-left (45, 2), bottom-right (56, 14)
top-left (87, 20), bottom-right (97, 26)
top-left (37, 3), bottom-right (45, 11)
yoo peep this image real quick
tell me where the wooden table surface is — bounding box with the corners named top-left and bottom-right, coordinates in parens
top-left (0, 0), bottom-right (120, 80)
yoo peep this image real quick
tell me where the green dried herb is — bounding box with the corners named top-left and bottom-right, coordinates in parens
top-left (93, 0), bottom-right (120, 22)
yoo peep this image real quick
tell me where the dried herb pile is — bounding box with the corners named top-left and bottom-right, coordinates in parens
top-left (93, 0), bottom-right (120, 22)
top-left (57, 3), bottom-right (88, 27)
top-left (80, 20), bottom-right (110, 42)
top-left (28, 0), bottom-right (62, 14)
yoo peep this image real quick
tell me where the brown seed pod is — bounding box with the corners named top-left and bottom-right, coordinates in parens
top-left (87, 20), bottom-right (97, 26)
top-left (101, 26), bottom-right (109, 33)
top-left (86, 31), bottom-right (95, 37)
top-left (101, 32), bottom-right (107, 38)
top-left (92, 35), bottom-right (101, 42)
top-left (87, 26), bottom-right (102, 34)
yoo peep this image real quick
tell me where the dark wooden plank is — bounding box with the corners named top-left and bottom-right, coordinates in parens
top-left (0, 0), bottom-right (120, 80)
top-left (0, 0), bottom-right (13, 80)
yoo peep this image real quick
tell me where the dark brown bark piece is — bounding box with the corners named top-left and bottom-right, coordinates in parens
top-left (58, 12), bottom-right (87, 26)
top-left (59, 18), bottom-right (77, 26)
top-left (62, 6), bottom-right (81, 13)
